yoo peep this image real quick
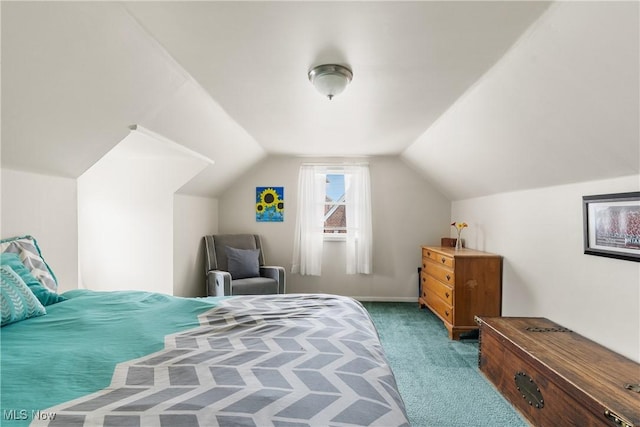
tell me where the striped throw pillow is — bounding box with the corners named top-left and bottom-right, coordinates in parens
top-left (0, 235), bottom-right (58, 292)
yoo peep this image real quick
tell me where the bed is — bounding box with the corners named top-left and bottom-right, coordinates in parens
top-left (1, 289), bottom-right (410, 427)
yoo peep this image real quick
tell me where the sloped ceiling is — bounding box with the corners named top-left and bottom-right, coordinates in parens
top-left (1, 2), bottom-right (187, 178)
top-left (403, 1), bottom-right (639, 200)
top-left (123, 1), bottom-right (550, 157)
top-left (1, 1), bottom-right (638, 199)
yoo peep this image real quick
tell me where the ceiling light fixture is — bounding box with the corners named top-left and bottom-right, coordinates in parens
top-left (308, 64), bottom-right (353, 100)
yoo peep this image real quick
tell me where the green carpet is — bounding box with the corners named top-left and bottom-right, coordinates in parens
top-left (362, 302), bottom-right (527, 427)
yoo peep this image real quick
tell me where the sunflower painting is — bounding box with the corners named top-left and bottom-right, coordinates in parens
top-left (256, 186), bottom-right (284, 222)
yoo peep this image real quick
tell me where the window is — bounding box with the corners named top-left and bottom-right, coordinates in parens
top-left (324, 174), bottom-right (347, 237)
top-left (292, 164), bottom-right (372, 276)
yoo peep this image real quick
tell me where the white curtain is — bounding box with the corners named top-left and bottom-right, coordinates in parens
top-left (291, 165), bottom-right (326, 276)
top-left (344, 165), bottom-right (373, 274)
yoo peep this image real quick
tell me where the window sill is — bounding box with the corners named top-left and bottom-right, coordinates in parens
top-left (324, 234), bottom-right (347, 242)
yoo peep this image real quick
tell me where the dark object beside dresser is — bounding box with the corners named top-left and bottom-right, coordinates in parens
top-left (476, 316), bottom-right (640, 427)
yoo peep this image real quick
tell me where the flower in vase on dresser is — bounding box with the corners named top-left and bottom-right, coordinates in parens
top-left (451, 221), bottom-right (468, 250)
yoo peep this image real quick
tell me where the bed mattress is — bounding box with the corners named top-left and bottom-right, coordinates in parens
top-left (1, 290), bottom-right (408, 427)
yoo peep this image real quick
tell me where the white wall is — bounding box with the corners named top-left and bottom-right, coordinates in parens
top-left (452, 175), bottom-right (640, 362)
top-left (173, 194), bottom-right (218, 297)
top-left (1, 168), bottom-right (79, 292)
top-left (218, 155), bottom-right (451, 301)
top-left (1, 167), bottom-right (218, 298)
top-left (77, 129), bottom-right (210, 294)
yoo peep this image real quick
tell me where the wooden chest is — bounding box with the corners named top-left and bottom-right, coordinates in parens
top-left (420, 246), bottom-right (502, 340)
top-left (477, 316), bottom-right (640, 427)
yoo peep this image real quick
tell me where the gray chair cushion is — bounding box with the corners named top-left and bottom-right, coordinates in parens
top-left (225, 246), bottom-right (260, 279)
top-left (232, 277), bottom-right (279, 295)
top-left (208, 234), bottom-right (264, 271)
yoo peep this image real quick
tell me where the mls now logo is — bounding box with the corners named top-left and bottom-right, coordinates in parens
top-left (2, 409), bottom-right (28, 420)
top-left (3, 409), bottom-right (56, 421)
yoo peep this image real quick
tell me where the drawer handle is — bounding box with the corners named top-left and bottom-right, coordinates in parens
top-left (427, 251), bottom-right (431, 257)
top-left (445, 292), bottom-right (450, 298)
top-left (446, 274), bottom-right (451, 281)
top-left (445, 310), bottom-right (450, 316)
top-left (441, 257), bottom-right (446, 264)
top-left (423, 263), bottom-right (426, 269)
top-left (422, 277), bottom-right (425, 282)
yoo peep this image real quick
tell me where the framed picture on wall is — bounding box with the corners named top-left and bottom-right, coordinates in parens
top-left (256, 187), bottom-right (284, 222)
top-left (582, 191), bottom-right (640, 262)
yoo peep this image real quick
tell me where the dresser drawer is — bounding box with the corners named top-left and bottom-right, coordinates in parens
top-left (425, 263), bottom-right (454, 286)
top-left (426, 290), bottom-right (453, 324)
top-left (422, 273), bottom-right (453, 305)
top-left (422, 247), bottom-right (454, 268)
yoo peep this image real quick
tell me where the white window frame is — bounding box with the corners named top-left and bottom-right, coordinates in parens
top-left (324, 172), bottom-right (347, 241)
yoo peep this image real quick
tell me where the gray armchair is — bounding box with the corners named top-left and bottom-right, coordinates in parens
top-left (203, 234), bottom-right (285, 296)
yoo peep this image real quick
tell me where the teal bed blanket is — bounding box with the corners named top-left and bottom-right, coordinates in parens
top-left (1, 289), bottom-right (221, 426)
top-left (2, 291), bottom-right (409, 427)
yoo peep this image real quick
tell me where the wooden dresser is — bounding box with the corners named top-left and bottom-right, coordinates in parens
top-left (419, 246), bottom-right (502, 340)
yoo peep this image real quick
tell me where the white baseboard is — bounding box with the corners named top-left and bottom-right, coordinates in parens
top-left (352, 296), bottom-right (418, 303)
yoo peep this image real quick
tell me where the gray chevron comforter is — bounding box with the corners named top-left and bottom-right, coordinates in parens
top-left (29, 293), bottom-right (409, 427)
